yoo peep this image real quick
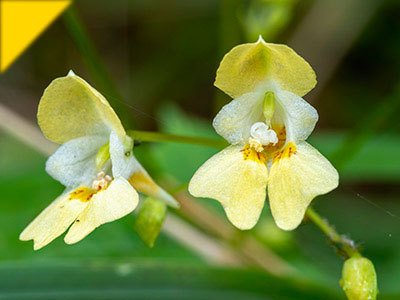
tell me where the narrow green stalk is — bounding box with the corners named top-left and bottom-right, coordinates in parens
top-left (127, 130), bottom-right (228, 149)
top-left (63, 6), bottom-right (135, 128)
top-left (214, 0), bottom-right (243, 112)
top-left (306, 207), bottom-right (358, 258)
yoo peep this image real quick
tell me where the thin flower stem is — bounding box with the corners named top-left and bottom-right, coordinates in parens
top-left (63, 6), bottom-right (135, 128)
top-left (306, 207), bottom-right (358, 258)
top-left (127, 130), bottom-right (228, 149)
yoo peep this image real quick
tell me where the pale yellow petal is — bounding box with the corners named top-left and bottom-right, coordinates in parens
top-left (38, 72), bottom-right (125, 144)
top-left (189, 145), bottom-right (268, 230)
top-left (215, 38), bottom-right (316, 98)
top-left (19, 192), bottom-right (88, 250)
top-left (268, 142), bottom-right (339, 230)
top-left (64, 177), bottom-right (139, 244)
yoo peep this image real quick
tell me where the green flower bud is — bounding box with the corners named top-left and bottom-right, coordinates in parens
top-left (340, 254), bottom-right (378, 300)
top-left (134, 197), bottom-right (167, 248)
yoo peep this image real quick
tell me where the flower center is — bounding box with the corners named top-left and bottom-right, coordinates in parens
top-left (92, 171), bottom-right (112, 191)
top-left (68, 172), bottom-right (113, 203)
top-left (249, 122), bottom-right (278, 152)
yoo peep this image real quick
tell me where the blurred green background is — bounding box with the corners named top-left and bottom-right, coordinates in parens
top-left (1, 0), bottom-right (400, 299)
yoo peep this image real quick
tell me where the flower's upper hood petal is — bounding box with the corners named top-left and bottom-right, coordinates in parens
top-left (189, 145), bottom-right (268, 230)
top-left (268, 141), bottom-right (339, 231)
top-left (38, 71), bottom-right (125, 144)
top-left (64, 176), bottom-right (139, 244)
top-left (214, 37), bottom-right (316, 99)
top-left (213, 91), bottom-right (264, 144)
top-left (46, 135), bottom-right (109, 188)
top-left (109, 131), bottom-right (179, 208)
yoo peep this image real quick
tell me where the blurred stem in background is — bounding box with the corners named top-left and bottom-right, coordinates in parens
top-left (214, 0), bottom-right (243, 112)
top-left (306, 207), bottom-right (358, 259)
top-left (63, 6), bottom-right (135, 128)
top-left (128, 130), bottom-right (227, 149)
top-left (240, 0), bottom-right (299, 42)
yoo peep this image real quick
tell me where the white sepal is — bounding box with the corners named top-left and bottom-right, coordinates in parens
top-left (109, 131), bottom-right (180, 208)
top-left (109, 131), bottom-right (141, 179)
top-left (46, 135), bottom-right (108, 187)
top-left (213, 91), bottom-right (264, 145)
top-left (274, 88), bottom-right (318, 142)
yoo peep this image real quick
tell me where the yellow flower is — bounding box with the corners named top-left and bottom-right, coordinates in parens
top-left (189, 37), bottom-right (338, 231)
top-left (20, 71), bottom-right (178, 250)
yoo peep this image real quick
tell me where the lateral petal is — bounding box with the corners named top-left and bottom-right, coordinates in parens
top-left (268, 142), bottom-right (339, 231)
top-left (64, 177), bottom-right (139, 244)
top-left (19, 191), bottom-right (88, 250)
top-left (189, 145), bottom-right (268, 230)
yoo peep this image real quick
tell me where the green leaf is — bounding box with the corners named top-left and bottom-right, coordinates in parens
top-left (0, 261), bottom-right (343, 300)
top-left (309, 132), bottom-right (400, 182)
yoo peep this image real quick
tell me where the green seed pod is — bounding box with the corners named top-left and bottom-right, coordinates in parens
top-left (340, 255), bottom-right (378, 300)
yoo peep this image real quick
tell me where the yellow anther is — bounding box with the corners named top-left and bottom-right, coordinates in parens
top-left (263, 91), bottom-right (276, 124)
top-left (95, 143), bottom-right (110, 170)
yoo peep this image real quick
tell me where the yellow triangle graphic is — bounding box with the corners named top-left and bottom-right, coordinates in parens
top-left (0, 0), bottom-right (72, 72)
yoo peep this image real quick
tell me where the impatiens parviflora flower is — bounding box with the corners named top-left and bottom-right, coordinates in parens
top-left (340, 254), bottom-right (378, 300)
top-left (20, 71), bottom-right (179, 250)
top-left (189, 37), bottom-right (339, 231)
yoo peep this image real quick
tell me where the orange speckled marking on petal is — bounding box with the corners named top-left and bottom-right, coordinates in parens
top-left (263, 125), bottom-right (286, 154)
top-left (273, 142), bottom-right (297, 163)
top-left (241, 144), bottom-right (267, 165)
top-left (69, 187), bottom-right (95, 202)
top-left (243, 125), bottom-right (287, 163)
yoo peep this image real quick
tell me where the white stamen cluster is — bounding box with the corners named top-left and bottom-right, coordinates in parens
top-left (249, 122), bottom-right (278, 152)
top-left (92, 171), bottom-right (112, 191)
